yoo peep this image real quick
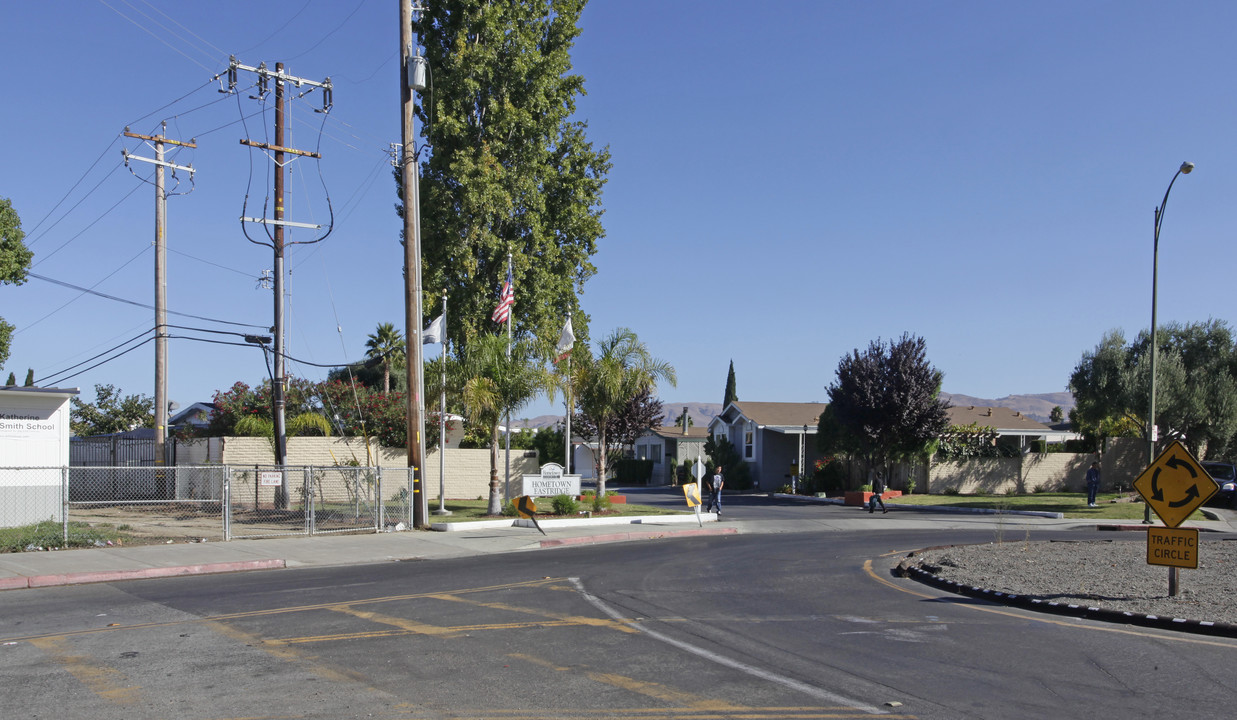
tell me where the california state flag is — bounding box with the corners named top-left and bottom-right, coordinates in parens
top-left (554, 318), bottom-right (574, 363)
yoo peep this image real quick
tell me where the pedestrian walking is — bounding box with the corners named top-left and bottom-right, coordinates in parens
top-left (869, 471), bottom-right (888, 514)
top-left (705, 465), bottom-right (724, 515)
top-left (1085, 461), bottom-right (1101, 507)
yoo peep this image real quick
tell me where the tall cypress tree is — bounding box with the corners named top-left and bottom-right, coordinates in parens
top-left (23, 368), bottom-right (34, 387)
top-left (723, 360), bottom-right (738, 407)
top-left (405, 0), bottom-right (611, 351)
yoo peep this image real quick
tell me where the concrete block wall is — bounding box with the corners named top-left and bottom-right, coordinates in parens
top-left (177, 437), bottom-right (538, 501)
top-left (928, 458), bottom-right (1019, 494)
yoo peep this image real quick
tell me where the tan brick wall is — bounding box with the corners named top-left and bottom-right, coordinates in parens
top-left (928, 458), bottom-right (1019, 494)
top-left (929, 451), bottom-right (1108, 495)
top-left (177, 437), bottom-right (539, 502)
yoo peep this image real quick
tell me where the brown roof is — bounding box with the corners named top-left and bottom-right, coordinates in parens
top-left (729, 401), bottom-right (826, 428)
top-left (946, 405), bottom-right (1050, 431)
top-left (649, 425), bottom-right (711, 439)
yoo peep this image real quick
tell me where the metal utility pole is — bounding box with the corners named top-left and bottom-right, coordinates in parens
top-left (122, 124), bottom-right (195, 497)
top-left (402, 0), bottom-right (430, 528)
top-left (232, 57), bottom-right (333, 508)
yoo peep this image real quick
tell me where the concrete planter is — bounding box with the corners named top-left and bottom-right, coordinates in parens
top-left (579, 494), bottom-right (627, 504)
top-left (843, 490), bottom-right (903, 506)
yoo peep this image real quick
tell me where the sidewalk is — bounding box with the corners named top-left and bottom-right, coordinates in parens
top-left (2, 501), bottom-right (1233, 592)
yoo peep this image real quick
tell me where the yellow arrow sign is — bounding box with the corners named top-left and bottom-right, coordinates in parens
top-left (683, 483), bottom-right (701, 508)
top-left (514, 495), bottom-right (537, 519)
top-left (1133, 440), bottom-right (1218, 528)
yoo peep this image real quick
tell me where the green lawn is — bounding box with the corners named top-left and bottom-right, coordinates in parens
top-left (883, 492), bottom-right (1209, 521)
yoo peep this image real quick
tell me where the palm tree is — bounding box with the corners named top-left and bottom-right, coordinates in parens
top-left (365, 322), bottom-right (406, 393)
top-left (459, 333), bottom-right (553, 514)
top-left (574, 328), bottom-right (676, 496)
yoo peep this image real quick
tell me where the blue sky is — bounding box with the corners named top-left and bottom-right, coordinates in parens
top-left (2, 1), bottom-right (1235, 423)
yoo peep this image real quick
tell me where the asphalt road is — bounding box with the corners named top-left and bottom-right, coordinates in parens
top-left (4, 499), bottom-right (1237, 719)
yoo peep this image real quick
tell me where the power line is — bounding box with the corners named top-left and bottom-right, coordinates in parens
top-left (27, 272), bottom-right (268, 329)
top-left (167, 246), bottom-right (257, 278)
top-left (21, 247), bottom-right (152, 333)
top-left (37, 332), bottom-right (154, 387)
top-left (25, 136), bottom-right (122, 240)
top-left (98, 0), bottom-right (218, 74)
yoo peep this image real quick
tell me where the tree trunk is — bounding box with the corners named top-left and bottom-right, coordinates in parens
top-left (596, 426), bottom-right (608, 496)
top-left (487, 421), bottom-right (502, 514)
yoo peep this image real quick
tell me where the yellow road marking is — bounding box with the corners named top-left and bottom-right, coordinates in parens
top-left (863, 558), bottom-right (1237, 649)
top-left (430, 592), bottom-right (640, 633)
top-left (326, 605), bottom-right (463, 637)
top-left (28, 636), bottom-right (141, 705)
top-left (1, 577), bottom-right (566, 644)
top-left (511, 652), bottom-right (743, 710)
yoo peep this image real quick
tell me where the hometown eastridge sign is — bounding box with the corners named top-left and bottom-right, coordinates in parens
top-left (522, 462), bottom-right (581, 498)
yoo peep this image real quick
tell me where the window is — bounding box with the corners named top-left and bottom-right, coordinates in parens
top-left (744, 421), bottom-right (754, 459)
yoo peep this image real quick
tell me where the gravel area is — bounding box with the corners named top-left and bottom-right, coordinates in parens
top-left (908, 536), bottom-right (1237, 626)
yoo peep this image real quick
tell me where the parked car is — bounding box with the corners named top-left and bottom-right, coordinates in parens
top-left (1201, 462), bottom-right (1237, 508)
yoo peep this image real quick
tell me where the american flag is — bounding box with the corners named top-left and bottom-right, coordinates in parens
top-left (491, 267), bottom-right (514, 323)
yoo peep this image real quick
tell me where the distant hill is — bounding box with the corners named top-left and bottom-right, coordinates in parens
top-left (512, 393), bottom-right (1074, 429)
top-left (940, 392), bottom-right (1074, 424)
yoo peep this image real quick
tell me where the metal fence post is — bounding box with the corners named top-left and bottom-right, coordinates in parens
top-left (223, 466), bottom-right (231, 541)
top-left (306, 466), bottom-right (315, 536)
top-left (376, 466), bottom-right (383, 532)
top-left (62, 466), bottom-right (70, 545)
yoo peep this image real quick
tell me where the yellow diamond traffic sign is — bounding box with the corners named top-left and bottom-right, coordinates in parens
top-left (1132, 440), bottom-right (1218, 528)
top-left (683, 483), bottom-right (701, 508)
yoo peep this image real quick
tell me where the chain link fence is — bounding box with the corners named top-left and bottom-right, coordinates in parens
top-left (0, 465), bottom-right (420, 547)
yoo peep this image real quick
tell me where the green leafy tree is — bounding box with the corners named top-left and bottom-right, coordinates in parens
top-left (530, 424), bottom-right (566, 466)
top-left (365, 322), bottom-right (406, 394)
top-left (407, 0), bottom-right (611, 349)
top-left (0, 197), bottom-right (34, 371)
top-left (459, 333), bottom-right (553, 514)
top-left (704, 435), bottom-right (752, 491)
top-left (1069, 321), bottom-right (1237, 458)
top-left (573, 328), bottom-right (675, 496)
top-left (22, 368), bottom-right (33, 387)
top-left (575, 385), bottom-right (664, 483)
top-left (1049, 405), bottom-right (1064, 424)
top-left (823, 333), bottom-right (949, 473)
top-left (723, 359), bottom-right (738, 407)
top-left (70, 384), bottom-right (155, 437)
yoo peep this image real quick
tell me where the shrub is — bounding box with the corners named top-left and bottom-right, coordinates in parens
top-left (551, 494), bottom-right (579, 515)
top-left (904, 479), bottom-right (917, 495)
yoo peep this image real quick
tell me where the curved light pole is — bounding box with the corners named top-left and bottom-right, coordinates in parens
top-left (1145, 161), bottom-right (1194, 523)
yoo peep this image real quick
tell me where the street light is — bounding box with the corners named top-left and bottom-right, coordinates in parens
top-left (1146, 161), bottom-right (1194, 523)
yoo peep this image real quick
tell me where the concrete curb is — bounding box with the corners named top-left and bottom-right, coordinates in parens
top-left (767, 493), bottom-right (1065, 519)
top-left (3, 559), bottom-right (286, 592)
top-left (539, 526), bottom-right (737, 548)
top-left (897, 554), bottom-right (1237, 639)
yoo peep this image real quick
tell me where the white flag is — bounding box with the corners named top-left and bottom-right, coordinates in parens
top-left (422, 314), bottom-right (444, 345)
top-left (554, 317), bottom-right (574, 362)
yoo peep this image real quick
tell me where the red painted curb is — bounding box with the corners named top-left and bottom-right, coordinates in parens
top-left (0, 576), bottom-right (29, 591)
top-left (17, 559), bottom-right (286, 590)
top-left (539, 526), bottom-right (737, 548)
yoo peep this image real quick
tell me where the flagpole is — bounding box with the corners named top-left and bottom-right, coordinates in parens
top-left (437, 289), bottom-right (449, 515)
top-left (565, 353), bottom-right (572, 475)
top-left (504, 251), bottom-right (513, 503)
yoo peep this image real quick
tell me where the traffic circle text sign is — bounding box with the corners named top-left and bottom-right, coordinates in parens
top-left (1132, 440), bottom-right (1218, 528)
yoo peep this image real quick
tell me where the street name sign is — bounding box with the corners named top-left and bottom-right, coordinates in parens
top-left (1146, 527), bottom-right (1199, 569)
top-left (1132, 440), bottom-right (1218, 528)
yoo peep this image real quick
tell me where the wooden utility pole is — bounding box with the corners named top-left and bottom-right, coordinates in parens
top-left (122, 124), bottom-right (195, 497)
top-left (401, 0), bottom-right (430, 528)
top-left (234, 57), bottom-right (331, 508)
